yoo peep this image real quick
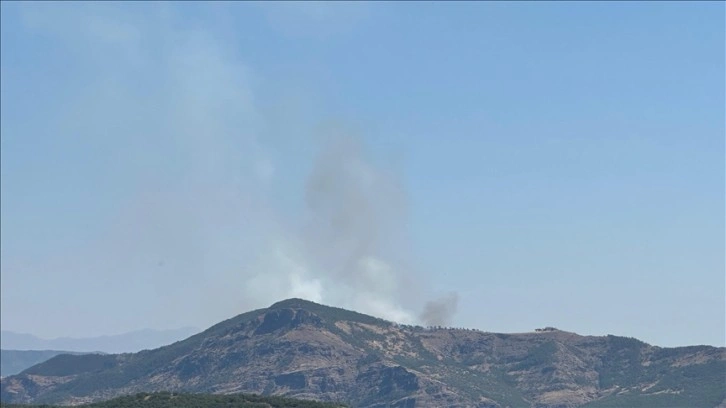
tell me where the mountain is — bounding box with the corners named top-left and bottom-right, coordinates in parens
top-left (1, 391), bottom-right (345, 408)
top-left (0, 327), bottom-right (200, 354)
top-left (1, 350), bottom-right (95, 377)
top-left (1, 299), bottom-right (724, 407)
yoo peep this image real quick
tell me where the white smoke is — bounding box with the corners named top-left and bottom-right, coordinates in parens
top-left (245, 132), bottom-right (418, 323)
top-left (3, 3), bottom-right (457, 335)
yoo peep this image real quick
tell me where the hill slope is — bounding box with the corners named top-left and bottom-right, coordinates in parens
top-left (0, 391), bottom-right (344, 408)
top-left (1, 299), bottom-right (724, 407)
top-left (0, 350), bottom-right (97, 378)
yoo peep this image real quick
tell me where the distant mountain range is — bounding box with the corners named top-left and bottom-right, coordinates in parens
top-left (0, 327), bottom-right (200, 354)
top-left (1, 299), bottom-right (724, 407)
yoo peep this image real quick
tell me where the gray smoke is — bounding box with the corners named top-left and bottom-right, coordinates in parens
top-left (292, 132), bottom-right (415, 322)
top-left (421, 292), bottom-right (459, 327)
top-left (284, 131), bottom-right (461, 326)
top-left (304, 134), bottom-right (404, 279)
top-left (4, 3), bottom-right (460, 337)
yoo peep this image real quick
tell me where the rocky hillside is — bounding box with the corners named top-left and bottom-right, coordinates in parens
top-left (1, 391), bottom-right (345, 408)
top-left (1, 299), bottom-right (724, 407)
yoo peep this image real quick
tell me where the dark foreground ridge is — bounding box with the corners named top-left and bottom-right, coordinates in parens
top-left (1, 350), bottom-right (93, 377)
top-left (0, 391), bottom-right (346, 408)
top-left (1, 298), bottom-right (725, 408)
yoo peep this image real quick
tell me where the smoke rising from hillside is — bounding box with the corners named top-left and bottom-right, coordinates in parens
top-left (3, 3), bottom-right (458, 336)
top-left (244, 132), bottom-right (420, 324)
top-left (279, 133), bottom-right (460, 325)
top-left (421, 292), bottom-right (459, 327)
top-left (301, 135), bottom-right (413, 319)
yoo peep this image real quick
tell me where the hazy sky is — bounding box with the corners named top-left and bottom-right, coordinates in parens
top-left (1, 2), bottom-right (723, 348)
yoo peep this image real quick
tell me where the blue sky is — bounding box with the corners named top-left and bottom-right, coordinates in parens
top-left (1, 2), bottom-right (723, 347)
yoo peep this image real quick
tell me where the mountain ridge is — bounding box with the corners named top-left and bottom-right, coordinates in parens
top-left (0, 327), bottom-right (200, 354)
top-left (2, 298), bottom-right (724, 407)
top-left (0, 350), bottom-right (96, 378)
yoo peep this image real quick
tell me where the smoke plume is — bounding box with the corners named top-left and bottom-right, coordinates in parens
top-left (3, 3), bottom-right (459, 335)
top-left (245, 131), bottom-right (417, 323)
top-left (421, 292), bottom-right (459, 327)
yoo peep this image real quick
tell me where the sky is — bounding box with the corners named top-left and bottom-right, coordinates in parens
top-left (1, 2), bottom-right (723, 348)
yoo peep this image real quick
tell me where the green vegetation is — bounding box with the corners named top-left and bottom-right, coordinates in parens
top-left (513, 340), bottom-right (557, 371)
top-left (1, 392), bottom-right (346, 408)
top-left (597, 335), bottom-right (647, 389)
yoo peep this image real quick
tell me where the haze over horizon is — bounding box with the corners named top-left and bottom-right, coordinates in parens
top-left (1, 2), bottom-right (723, 348)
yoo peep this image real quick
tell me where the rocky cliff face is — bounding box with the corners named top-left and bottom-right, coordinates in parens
top-left (1, 299), bottom-right (724, 407)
